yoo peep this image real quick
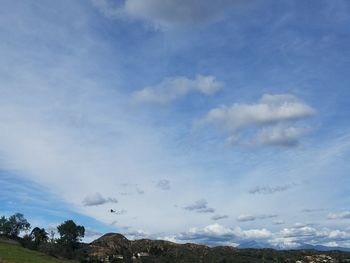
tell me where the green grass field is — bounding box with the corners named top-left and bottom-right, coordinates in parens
top-left (0, 241), bottom-right (77, 263)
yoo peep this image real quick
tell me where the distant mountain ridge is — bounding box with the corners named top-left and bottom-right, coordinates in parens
top-left (82, 233), bottom-right (350, 262)
top-left (238, 240), bottom-right (350, 252)
top-left (297, 243), bottom-right (350, 252)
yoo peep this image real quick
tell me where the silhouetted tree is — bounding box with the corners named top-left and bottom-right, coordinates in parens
top-left (30, 227), bottom-right (48, 248)
top-left (49, 229), bottom-right (55, 243)
top-left (0, 216), bottom-right (10, 236)
top-left (57, 220), bottom-right (85, 250)
top-left (0, 213), bottom-right (30, 238)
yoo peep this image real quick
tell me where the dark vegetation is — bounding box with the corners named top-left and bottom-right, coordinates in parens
top-left (0, 241), bottom-right (76, 263)
top-left (1, 213), bottom-right (350, 262)
top-left (0, 213), bottom-right (86, 261)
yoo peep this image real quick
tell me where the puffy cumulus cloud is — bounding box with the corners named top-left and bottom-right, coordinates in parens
top-left (328, 230), bottom-right (350, 240)
top-left (184, 199), bottom-right (215, 213)
top-left (133, 75), bottom-right (223, 105)
top-left (240, 228), bottom-right (272, 240)
top-left (328, 211), bottom-right (350, 220)
top-left (322, 241), bottom-right (340, 247)
top-left (175, 224), bottom-right (271, 246)
top-left (249, 183), bottom-right (296, 195)
top-left (251, 125), bottom-right (310, 147)
top-left (117, 226), bottom-right (154, 240)
top-left (202, 94), bottom-right (316, 147)
top-left (237, 214), bottom-right (277, 222)
top-left (271, 226), bottom-right (350, 248)
top-left (92, 0), bottom-right (247, 30)
top-left (268, 237), bottom-right (301, 249)
top-left (147, 223), bottom-right (350, 248)
top-left (115, 223), bottom-right (350, 248)
top-left (280, 226), bottom-right (319, 238)
top-left (82, 192), bottom-right (118, 206)
top-left (205, 94), bottom-right (315, 131)
top-left (156, 179), bottom-right (171, 190)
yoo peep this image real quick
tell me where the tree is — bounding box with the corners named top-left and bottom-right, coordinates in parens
top-left (30, 227), bottom-right (48, 248)
top-left (0, 213), bottom-right (30, 238)
top-left (57, 220), bottom-right (85, 249)
top-left (0, 216), bottom-right (10, 236)
top-left (49, 229), bottom-right (56, 243)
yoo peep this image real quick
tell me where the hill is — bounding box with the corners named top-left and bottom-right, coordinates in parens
top-left (2, 233), bottom-right (350, 262)
top-left (0, 240), bottom-right (77, 263)
top-left (83, 233), bottom-right (350, 262)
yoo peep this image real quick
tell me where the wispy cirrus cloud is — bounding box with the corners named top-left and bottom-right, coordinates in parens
top-left (92, 0), bottom-right (248, 30)
top-left (133, 75), bottom-right (223, 105)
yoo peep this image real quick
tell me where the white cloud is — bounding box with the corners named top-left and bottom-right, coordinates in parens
top-left (133, 75), bottom-right (223, 104)
top-left (251, 125), bottom-right (310, 147)
top-left (280, 226), bottom-right (318, 238)
top-left (174, 223), bottom-right (350, 247)
top-left (175, 224), bottom-right (271, 246)
top-left (328, 230), bottom-right (350, 239)
top-left (202, 223), bottom-right (234, 236)
top-left (205, 94), bottom-right (315, 131)
top-left (92, 0), bottom-right (246, 30)
top-left (123, 228), bottom-right (150, 240)
top-left (272, 226), bottom-right (350, 248)
top-left (328, 212), bottom-right (350, 220)
top-left (240, 228), bottom-right (272, 239)
top-left (202, 94), bottom-right (316, 147)
top-left (82, 192), bottom-right (118, 206)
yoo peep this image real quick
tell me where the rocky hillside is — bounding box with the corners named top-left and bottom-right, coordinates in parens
top-left (82, 233), bottom-right (350, 263)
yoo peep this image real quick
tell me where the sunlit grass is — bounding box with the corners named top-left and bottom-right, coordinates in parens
top-left (0, 241), bottom-right (76, 263)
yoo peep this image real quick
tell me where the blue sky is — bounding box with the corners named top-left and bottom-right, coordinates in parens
top-left (1, 0), bottom-right (350, 247)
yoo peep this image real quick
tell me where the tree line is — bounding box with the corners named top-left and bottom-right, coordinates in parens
top-left (0, 213), bottom-right (86, 260)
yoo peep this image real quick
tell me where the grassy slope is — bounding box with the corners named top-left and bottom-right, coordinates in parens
top-left (0, 242), bottom-right (76, 263)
